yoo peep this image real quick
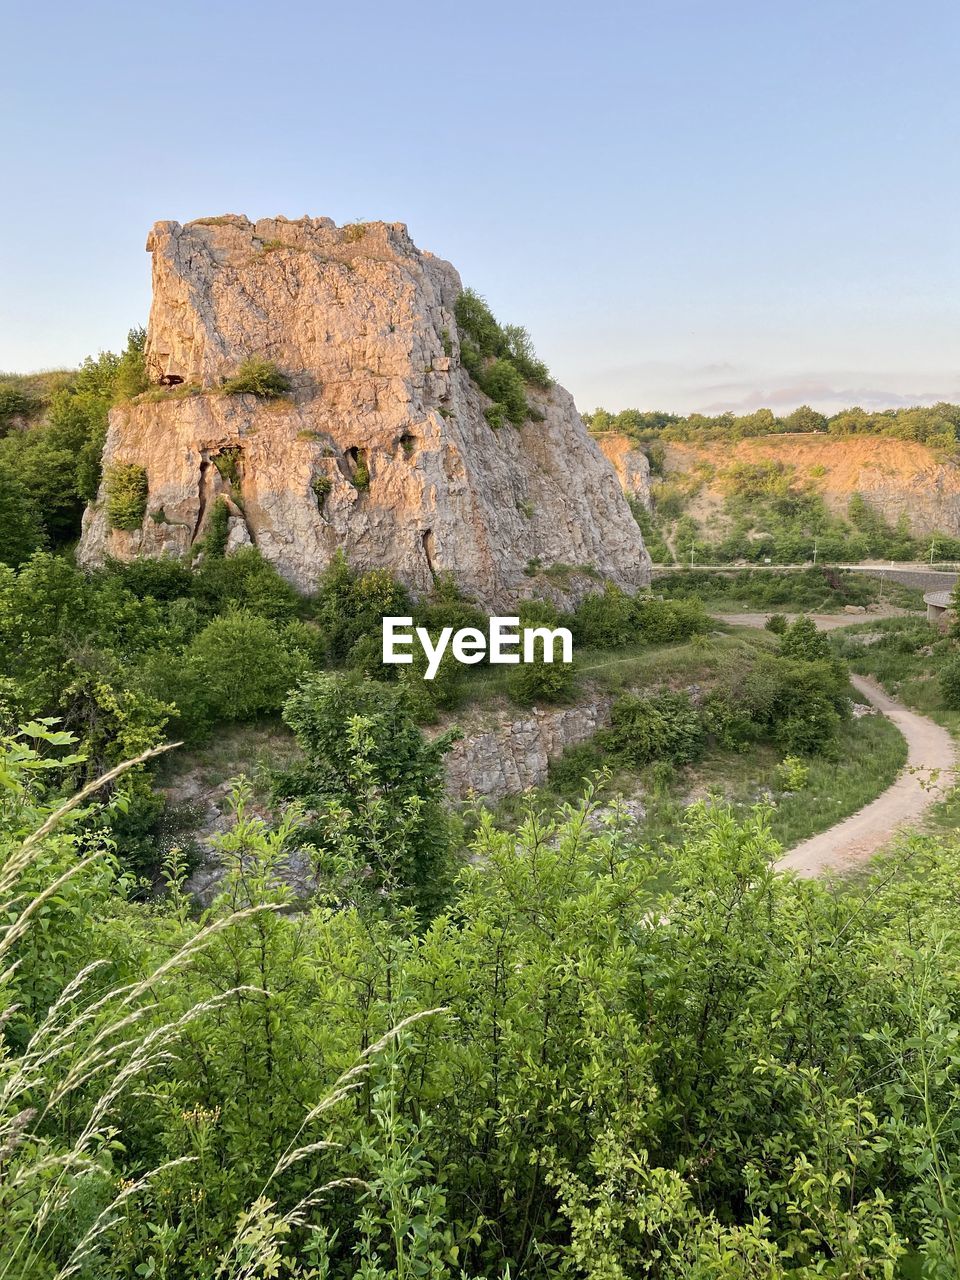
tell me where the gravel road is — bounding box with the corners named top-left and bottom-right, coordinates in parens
top-left (717, 613), bottom-right (957, 876)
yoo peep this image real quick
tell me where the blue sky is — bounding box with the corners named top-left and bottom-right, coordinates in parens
top-left (3, 0), bottom-right (958, 413)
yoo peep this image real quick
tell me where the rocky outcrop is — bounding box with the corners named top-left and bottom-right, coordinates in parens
top-left (594, 432), bottom-right (652, 508)
top-left (78, 215), bottom-right (649, 605)
top-left (441, 697), bottom-right (613, 800)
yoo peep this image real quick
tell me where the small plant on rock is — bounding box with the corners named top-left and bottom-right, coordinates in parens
top-left (221, 358), bottom-right (291, 399)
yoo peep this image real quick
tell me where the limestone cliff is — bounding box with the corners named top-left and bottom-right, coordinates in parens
top-left (594, 433), bottom-right (652, 508)
top-left (78, 215), bottom-right (649, 603)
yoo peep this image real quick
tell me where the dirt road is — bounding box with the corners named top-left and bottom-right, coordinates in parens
top-left (714, 609), bottom-right (907, 632)
top-left (717, 613), bottom-right (957, 876)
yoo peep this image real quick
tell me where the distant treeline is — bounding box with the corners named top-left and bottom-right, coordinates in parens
top-left (585, 401), bottom-right (960, 449)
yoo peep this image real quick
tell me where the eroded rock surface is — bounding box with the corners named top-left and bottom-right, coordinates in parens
top-left (79, 215), bottom-right (649, 604)
top-left (441, 696), bottom-right (613, 800)
top-left (594, 432), bottom-right (652, 508)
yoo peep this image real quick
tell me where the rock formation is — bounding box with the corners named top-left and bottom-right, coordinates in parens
top-left (594, 433), bottom-right (652, 507)
top-left (78, 215), bottom-right (650, 604)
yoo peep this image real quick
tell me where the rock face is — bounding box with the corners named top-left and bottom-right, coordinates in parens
top-left (78, 215), bottom-right (649, 604)
top-left (441, 696), bottom-right (613, 800)
top-left (594, 433), bottom-right (652, 508)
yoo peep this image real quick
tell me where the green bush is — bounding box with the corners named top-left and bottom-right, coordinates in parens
top-left (546, 740), bottom-right (606, 795)
top-left (184, 610), bottom-right (308, 721)
top-left (478, 358), bottom-right (528, 426)
top-left (765, 613), bottom-right (788, 634)
top-left (572, 583), bottom-right (635, 648)
top-left (939, 652), bottom-right (960, 709)
top-left (631, 595), bottom-right (709, 643)
top-left (199, 496), bottom-right (231, 558)
top-left (507, 654), bottom-right (576, 706)
top-left (604, 689), bottom-right (704, 766)
top-left (275, 673), bottom-right (458, 918)
top-left (221, 358), bottom-right (291, 398)
top-left (193, 547), bottom-right (301, 622)
top-left (454, 287), bottom-right (549, 422)
top-left (779, 615), bottom-right (832, 662)
top-left (104, 463), bottom-right (148, 530)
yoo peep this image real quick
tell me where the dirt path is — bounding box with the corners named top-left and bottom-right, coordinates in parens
top-left (716, 613), bottom-right (957, 876)
top-left (715, 608), bottom-right (909, 632)
top-left (780, 674), bottom-right (955, 876)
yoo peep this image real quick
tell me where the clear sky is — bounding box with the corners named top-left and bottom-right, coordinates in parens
top-left (3, 0), bottom-right (958, 414)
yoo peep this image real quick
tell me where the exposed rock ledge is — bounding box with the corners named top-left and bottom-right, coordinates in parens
top-left (440, 696), bottom-right (613, 800)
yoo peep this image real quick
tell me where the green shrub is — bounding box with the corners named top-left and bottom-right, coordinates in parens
top-left (193, 547), bottom-right (300, 622)
top-left (631, 595), bottom-right (709, 643)
top-left (311, 474), bottom-right (332, 505)
top-left (200, 496), bottom-right (231, 558)
top-left (779, 615), bottom-right (831, 662)
top-left (572, 583), bottom-right (635, 648)
top-left (775, 754), bottom-right (810, 791)
top-left (479, 358), bottom-right (528, 426)
top-left (352, 454), bottom-right (370, 490)
top-left (185, 610), bottom-right (308, 721)
top-left (104, 463), bottom-right (148, 530)
top-left (604, 690), bottom-right (704, 765)
top-left (507, 654), bottom-right (576, 706)
top-left (939, 653), bottom-right (960, 709)
top-left (765, 613), bottom-right (788, 634)
top-left (221, 358), bottom-right (291, 398)
top-left (454, 287), bottom-right (549, 420)
top-left (547, 740), bottom-right (607, 795)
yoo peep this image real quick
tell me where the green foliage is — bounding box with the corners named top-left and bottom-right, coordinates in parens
top-left (184, 610), bottom-right (309, 722)
top-left (10, 716), bottom-right (960, 1275)
top-left (104, 462), bottom-right (148, 531)
top-left (572, 582), bottom-right (635, 647)
top-left (775, 753), bottom-right (810, 791)
top-left (572, 586), bottom-right (709, 650)
top-left (454, 287), bottom-right (550, 427)
top-left (604, 689), bottom-right (704, 765)
top-left (585, 398), bottom-right (960, 448)
top-left (275, 674), bottom-right (458, 918)
top-left (313, 550), bottom-right (412, 665)
top-left (938, 652), bottom-right (960, 710)
top-left (506, 653), bottom-right (576, 706)
top-left (779, 613), bottom-right (832, 662)
top-left (479, 357), bottom-right (528, 426)
top-left (200, 495), bottom-right (231, 558)
top-left (221, 357), bottom-right (291, 398)
top-left (0, 467), bottom-right (45, 566)
top-left (765, 612), bottom-right (788, 634)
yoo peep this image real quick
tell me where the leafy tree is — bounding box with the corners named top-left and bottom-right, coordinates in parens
top-left (0, 468), bottom-right (45, 566)
top-left (185, 610), bottom-right (309, 721)
top-left (778, 614), bottom-right (832, 662)
top-left (275, 674), bottom-right (458, 918)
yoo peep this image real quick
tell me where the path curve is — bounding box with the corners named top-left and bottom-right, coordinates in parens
top-left (717, 613), bottom-right (957, 876)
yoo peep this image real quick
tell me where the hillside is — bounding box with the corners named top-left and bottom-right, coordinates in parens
top-left (664, 433), bottom-right (960, 538)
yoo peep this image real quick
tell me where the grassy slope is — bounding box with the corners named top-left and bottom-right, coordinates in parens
top-left (490, 628), bottom-right (909, 851)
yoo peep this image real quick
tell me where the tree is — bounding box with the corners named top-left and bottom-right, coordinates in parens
top-left (185, 610), bottom-right (309, 721)
top-left (779, 614), bottom-right (831, 663)
top-left (275, 674), bottom-right (459, 919)
top-left (0, 467), bottom-right (45, 567)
